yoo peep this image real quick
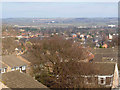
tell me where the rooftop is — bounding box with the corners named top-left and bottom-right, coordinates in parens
top-left (2, 55), bottom-right (27, 67)
top-left (91, 48), bottom-right (118, 54)
top-left (78, 62), bottom-right (115, 75)
top-left (2, 71), bottom-right (48, 88)
top-left (91, 48), bottom-right (118, 62)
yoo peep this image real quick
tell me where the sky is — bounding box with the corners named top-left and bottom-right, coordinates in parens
top-left (2, 2), bottom-right (118, 18)
top-left (1, 0), bottom-right (119, 2)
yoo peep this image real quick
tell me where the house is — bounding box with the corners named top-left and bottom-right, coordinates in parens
top-left (72, 34), bottom-right (77, 38)
top-left (2, 55), bottom-right (28, 73)
top-left (108, 34), bottom-right (113, 40)
top-left (15, 47), bottom-right (25, 55)
top-left (81, 62), bottom-right (119, 88)
top-left (102, 44), bottom-right (108, 48)
top-left (0, 71), bottom-right (48, 89)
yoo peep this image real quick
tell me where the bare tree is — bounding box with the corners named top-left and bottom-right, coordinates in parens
top-left (25, 36), bottom-right (100, 88)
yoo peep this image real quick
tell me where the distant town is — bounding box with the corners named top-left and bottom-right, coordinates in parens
top-left (1, 17), bottom-right (119, 89)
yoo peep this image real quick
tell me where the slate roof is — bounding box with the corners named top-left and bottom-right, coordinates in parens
top-left (79, 62), bottom-right (115, 75)
top-left (2, 71), bottom-right (48, 89)
top-left (93, 53), bottom-right (118, 62)
top-left (91, 48), bottom-right (118, 62)
top-left (2, 55), bottom-right (27, 68)
top-left (91, 48), bottom-right (118, 54)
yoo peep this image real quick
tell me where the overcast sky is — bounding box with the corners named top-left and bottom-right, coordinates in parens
top-left (2, 2), bottom-right (118, 18)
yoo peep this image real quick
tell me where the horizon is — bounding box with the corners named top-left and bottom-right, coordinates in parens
top-left (2, 2), bottom-right (118, 18)
top-left (2, 17), bottom-right (118, 19)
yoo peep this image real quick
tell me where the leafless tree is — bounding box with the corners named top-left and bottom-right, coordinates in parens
top-left (26, 36), bottom-right (100, 88)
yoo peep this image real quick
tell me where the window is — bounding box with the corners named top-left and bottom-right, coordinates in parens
top-left (4, 68), bottom-right (7, 73)
top-left (0, 68), bottom-right (6, 73)
top-left (11, 68), bottom-right (15, 71)
top-left (19, 67), bottom-right (22, 72)
top-left (16, 67), bottom-right (19, 70)
top-left (98, 77), bottom-right (106, 85)
top-left (22, 66), bottom-right (26, 70)
top-left (100, 78), bottom-right (104, 84)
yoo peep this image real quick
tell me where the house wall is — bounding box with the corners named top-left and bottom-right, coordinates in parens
top-left (1, 65), bottom-right (27, 73)
top-left (11, 65), bottom-right (26, 73)
top-left (98, 75), bottom-right (113, 87)
top-left (83, 75), bottom-right (113, 87)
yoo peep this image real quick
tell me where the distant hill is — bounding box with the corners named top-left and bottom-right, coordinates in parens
top-left (2, 17), bottom-right (118, 27)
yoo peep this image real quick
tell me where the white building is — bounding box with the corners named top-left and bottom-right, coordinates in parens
top-left (108, 34), bottom-right (113, 40)
top-left (108, 25), bottom-right (116, 28)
